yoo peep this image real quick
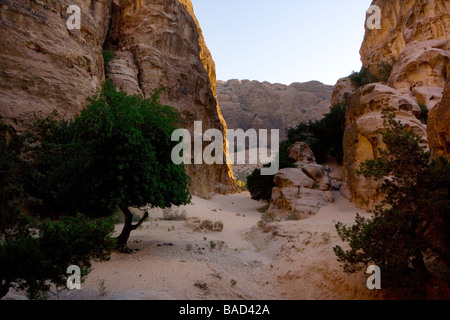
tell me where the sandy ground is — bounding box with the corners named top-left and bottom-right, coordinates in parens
top-left (40, 190), bottom-right (384, 301)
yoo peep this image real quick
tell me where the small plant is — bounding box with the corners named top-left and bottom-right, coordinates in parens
top-left (162, 208), bottom-right (187, 221)
top-left (230, 279), bottom-right (237, 287)
top-left (102, 50), bottom-right (115, 72)
top-left (198, 220), bottom-right (224, 232)
top-left (288, 211), bottom-right (300, 221)
top-left (321, 232), bottom-right (331, 244)
top-left (418, 104), bottom-right (429, 124)
top-left (257, 203), bottom-right (270, 213)
top-left (260, 212), bottom-right (277, 223)
top-left (237, 180), bottom-right (247, 191)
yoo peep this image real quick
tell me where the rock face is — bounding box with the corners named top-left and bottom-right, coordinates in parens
top-left (0, 0), bottom-right (236, 198)
top-left (332, 77), bottom-right (357, 106)
top-left (105, 0), bottom-right (235, 198)
top-left (360, 0), bottom-right (450, 111)
top-left (342, 83), bottom-right (427, 208)
top-left (340, 0), bottom-right (449, 209)
top-left (268, 142), bottom-right (334, 219)
top-left (0, 0), bottom-right (111, 129)
top-left (428, 79), bottom-right (450, 159)
top-left (217, 80), bottom-right (333, 141)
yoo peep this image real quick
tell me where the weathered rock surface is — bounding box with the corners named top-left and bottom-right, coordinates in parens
top-left (342, 83), bottom-right (427, 209)
top-left (360, 0), bottom-right (449, 72)
top-left (0, 0), bottom-right (111, 129)
top-left (105, 0), bottom-right (236, 198)
top-left (332, 77), bottom-right (356, 106)
top-left (268, 143), bottom-right (333, 219)
top-left (0, 0), bottom-right (236, 198)
top-left (360, 0), bottom-right (449, 111)
top-left (340, 0), bottom-right (449, 209)
top-left (217, 80), bottom-right (333, 141)
top-left (428, 79), bottom-right (450, 159)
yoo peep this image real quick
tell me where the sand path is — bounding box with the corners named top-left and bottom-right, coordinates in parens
top-left (55, 191), bottom-right (381, 300)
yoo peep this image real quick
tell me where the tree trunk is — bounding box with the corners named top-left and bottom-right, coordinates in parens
top-left (116, 206), bottom-right (149, 249)
top-left (0, 280), bottom-right (11, 299)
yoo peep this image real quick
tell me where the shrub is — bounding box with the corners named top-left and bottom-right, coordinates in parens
top-left (1, 123), bottom-right (115, 299)
top-left (419, 104), bottom-right (429, 124)
top-left (349, 61), bottom-right (394, 88)
top-left (102, 50), bottom-right (115, 72)
top-left (162, 208), bottom-right (187, 221)
top-left (334, 111), bottom-right (450, 291)
top-left (199, 220), bottom-right (224, 232)
top-left (287, 104), bottom-right (347, 164)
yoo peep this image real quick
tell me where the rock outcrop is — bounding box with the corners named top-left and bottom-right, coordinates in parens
top-left (428, 79), bottom-right (450, 159)
top-left (340, 0), bottom-right (449, 209)
top-left (342, 83), bottom-right (427, 208)
top-left (105, 0), bottom-right (236, 198)
top-left (268, 142), bottom-right (334, 219)
top-left (217, 80), bottom-right (333, 141)
top-left (0, 0), bottom-right (236, 198)
top-left (360, 0), bottom-right (449, 111)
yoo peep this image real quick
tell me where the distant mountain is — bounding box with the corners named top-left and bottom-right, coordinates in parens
top-left (217, 80), bottom-right (333, 142)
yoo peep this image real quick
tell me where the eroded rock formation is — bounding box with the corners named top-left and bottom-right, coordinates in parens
top-left (268, 142), bottom-right (334, 219)
top-left (341, 83), bottom-right (427, 208)
top-left (217, 80), bottom-right (333, 141)
top-left (0, 0), bottom-right (236, 198)
top-left (340, 0), bottom-right (449, 209)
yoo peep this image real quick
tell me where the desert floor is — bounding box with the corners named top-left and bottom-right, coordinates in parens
top-left (47, 190), bottom-right (383, 300)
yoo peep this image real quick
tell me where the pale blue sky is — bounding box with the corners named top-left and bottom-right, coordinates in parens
top-left (191, 0), bottom-right (373, 85)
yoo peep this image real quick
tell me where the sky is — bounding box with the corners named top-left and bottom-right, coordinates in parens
top-left (191, 0), bottom-right (373, 86)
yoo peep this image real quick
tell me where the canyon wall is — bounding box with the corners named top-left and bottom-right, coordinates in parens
top-left (217, 80), bottom-right (333, 142)
top-left (0, 0), bottom-right (236, 198)
top-left (341, 0), bottom-right (449, 209)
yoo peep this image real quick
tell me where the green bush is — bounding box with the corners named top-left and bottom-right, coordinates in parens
top-left (1, 123), bottom-right (115, 299)
top-left (102, 50), bottom-right (115, 72)
top-left (334, 111), bottom-right (450, 292)
top-left (287, 104), bottom-right (347, 164)
top-left (349, 61), bottom-right (394, 88)
top-left (0, 214), bottom-right (115, 299)
top-left (247, 166), bottom-right (275, 201)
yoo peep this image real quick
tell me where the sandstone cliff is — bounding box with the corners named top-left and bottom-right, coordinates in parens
top-left (0, 0), bottom-right (236, 198)
top-left (217, 80), bottom-right (333, 141)
top-left (428, 79), bottom-right (450, 159)
top-left (340, 0), bottom-right (449, 209)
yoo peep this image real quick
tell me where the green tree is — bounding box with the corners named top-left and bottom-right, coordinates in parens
top-left (30, 80), bottom-right (191, 247)
top-left (0, 123), bottom-right (115, 299)
top-left (0, 214), bottom-right (115, 299)
top-left (334, 111), bottom-right (450, 290)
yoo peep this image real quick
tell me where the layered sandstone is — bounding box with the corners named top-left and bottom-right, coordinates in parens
top-left (0, 0), bottom-right (236, 198)
top-left (217, 80), bottom-right (333, 141)
top-left (341, 0), bottom-right (449, 209)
